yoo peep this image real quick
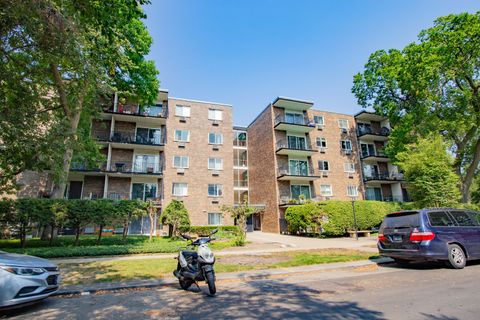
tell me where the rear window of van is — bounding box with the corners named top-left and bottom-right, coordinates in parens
top-left (383, 211), bottom-right (420, 228)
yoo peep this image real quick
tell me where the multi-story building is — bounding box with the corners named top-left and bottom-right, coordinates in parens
top-left (247, 97), bottom-right (364, 233)
top-left (354, 111), bottom-right (408, 202)
top-left (11, 91), bottom-right (408, 234)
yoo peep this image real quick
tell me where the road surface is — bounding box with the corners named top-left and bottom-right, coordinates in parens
top-left (3, 261), bottom-right (479, 319)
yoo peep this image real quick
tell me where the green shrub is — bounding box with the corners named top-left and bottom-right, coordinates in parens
top-left (188, 226), bottom-right (238, 238)
top-left (285, 203), bottom-right (325, 234)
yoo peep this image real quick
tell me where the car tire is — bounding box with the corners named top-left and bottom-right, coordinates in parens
top-left (446, 244), bottom-right (466, 269)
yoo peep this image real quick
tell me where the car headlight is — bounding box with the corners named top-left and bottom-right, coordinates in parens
top-left (0, 266), bottom-right (46, 276)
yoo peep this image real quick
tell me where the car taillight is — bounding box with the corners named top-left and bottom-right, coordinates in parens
top-left (378, 234), bottom-right (386, 242)
top-left (409, 229), bottom-right (435, 243)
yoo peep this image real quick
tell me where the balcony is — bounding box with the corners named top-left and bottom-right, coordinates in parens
top-left (357, 126), bottom-right (390, 142)
top-left (92, 129), bottom-right (165, 150)
top-left (70, 161), bottom-right (107, 175)
top-left (275, 139), bottom-right (317, 156)
top-left (361, 150), bottom-right (390, 162)
top-left (278, 196), bottom-right (313, 207)
top-left (104, 103), bottom-right (167, 118)
top-left (277, 167), bottom-right (320, 181)
top-left (234, 180), bottom-right (248, 189)
top-left (108, 160), bottom-right (163, 176)
top-left (363, 172), bottom-right (404, 184)
top-left (274, 114), bottom-right (315, 133)
top-left (233, 159), bottom-right (248, 168)
top-left (233, 139), bottom-right (247, 148)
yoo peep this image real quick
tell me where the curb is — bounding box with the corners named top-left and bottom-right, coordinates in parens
top-left (53, 257), bottom-right (392, 297)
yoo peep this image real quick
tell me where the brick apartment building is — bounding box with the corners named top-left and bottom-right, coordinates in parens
top-left (12, 92), bottom-right (405, 234)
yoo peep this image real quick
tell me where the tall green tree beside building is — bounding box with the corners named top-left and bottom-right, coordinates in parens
top-left (0, 0), bottom-right (159, 196)
top-left (352, 12), bottom-right (480, 202)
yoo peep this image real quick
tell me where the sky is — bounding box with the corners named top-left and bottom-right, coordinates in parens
top-left (143, 0), bottom-right (479, 126)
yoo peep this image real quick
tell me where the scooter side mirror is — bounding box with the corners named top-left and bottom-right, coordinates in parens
top-left (210, 228), bottom-right (218, 236)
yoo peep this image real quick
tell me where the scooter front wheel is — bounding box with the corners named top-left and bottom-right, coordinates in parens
top-left (206, 271), bottom-right (216, 296)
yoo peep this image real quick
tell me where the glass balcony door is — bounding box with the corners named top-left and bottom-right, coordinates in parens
top-left (287, 135), bottom-right (306, 150)
top-left (361, 143), bottom-right (375, 157)
top-left (285, 113), bottom-right (304, 125)
top-left (132, 183), bottom-right (157, 201)
top-left (134, 155), bottom-right (159, 173)
top-left (289, 160), bottom-right (308, 176)
top-left (366, 187), bottom-right (382, 201)
top-left (290, 185), bottom-right (311, 200)
top-left (136, 128), bottom-right (162, 145)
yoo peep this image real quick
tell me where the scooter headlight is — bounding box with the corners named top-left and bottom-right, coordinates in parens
top-left (0, 266), bottom-right (46, 276)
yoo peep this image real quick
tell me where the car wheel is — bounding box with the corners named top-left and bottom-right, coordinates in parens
top-left (447, 244), bottom-right (466, 269)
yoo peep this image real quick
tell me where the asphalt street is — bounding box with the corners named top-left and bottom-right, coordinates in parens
top-left (2, 261), bottom-right (480, 320)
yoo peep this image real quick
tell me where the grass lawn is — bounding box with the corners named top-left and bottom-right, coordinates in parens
top-left (0, 233), bottom-right (238, 259)
top-left (60, 249), bottom-right (378, 285)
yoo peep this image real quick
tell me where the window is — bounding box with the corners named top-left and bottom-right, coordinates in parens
top-left (175, 105), bottom-right (190, 117)
top-left (289, 160), bottom-right (308, 175)
top-left (320, 184), bottom-right (332, 196)
top-left (208, 212), bottom-right (223, 225)
top-left (338, 119), bottom-right (349, 129)
top-left (134, 155), bottom-right (160, 173)
top-left (290, 185), bottom-right (311, 200)
top-left (209, 132), bottom-right (223, 145)
top-left (313, 115), bottom-right (324, 125)
top-left (318, 160), bottom-right (329, 171)
top-left (208, 184), bottom-right (223, 197)
top-left (208, 109), bottom-right (222, 121)
top-left (341, 140), bottom-right (352, 151)
top-left (136, 128), bottom-right (162, 145)
top-left (366, 187), bottom-right (382, 201)
top-left (172, 183), bottom-right (188, 196)
top-left (173, 156), bottom-right (189, 168)
top-left (344, 162), bottom-right (355, 173)
top-left (208, 157), bottom-right (223, 170)
top-left (132, 183), bottom-right (157, 201)
top-left (316, 137), bottom-right (327, 148)
top-left (174, 129), bottom-right (190, 142)
top-left (361, 143), bottom-right (376, 157)
top-left (347, 185), bottom-right (358, 197)
top-left (428, 211), bottom-right (455, 227)
top-left (144, 104), bottom-right (163, 117)
top-left (285, 112), bottom-right (304, 125)
top-left (287, 135), bottom-right (306, 150)
top-left (449, 211), bottom-right (476, 226)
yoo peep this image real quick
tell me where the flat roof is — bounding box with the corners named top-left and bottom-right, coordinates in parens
top-left (272, 96), bottom-right (314, 106)
top-left (169, 96), bottom-right (232, 107)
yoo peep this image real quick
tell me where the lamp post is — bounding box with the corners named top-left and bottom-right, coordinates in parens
top-left (351, 196), bottom-right (358, 241)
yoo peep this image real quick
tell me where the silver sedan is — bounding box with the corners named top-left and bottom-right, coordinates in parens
top-left (0, 250), bottom-right (61, 309)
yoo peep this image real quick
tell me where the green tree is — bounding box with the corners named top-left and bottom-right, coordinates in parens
top-left (471, 177), bottom-right (480, 204)
top-left (90, 200), bottom-right (115, 245)
top-left (396, 135), bottom-right (460, 207)
top-left (114, 200), bottom-right (147, 241)
top-left (47, 200), bottom-right (68, 246)
top-left (352, 12), bottom-right (480, 203)
top-left (66, 200), bottom-right (93, 246)
top-left (220, 198), bottom-right (260, 246)
top-left (160, 200), bottom-right (190, 238)
top-left (0, 0), bottom-right (159, 196)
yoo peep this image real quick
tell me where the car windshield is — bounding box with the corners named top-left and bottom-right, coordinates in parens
top-left (383, 211), bottom-right (420, 228)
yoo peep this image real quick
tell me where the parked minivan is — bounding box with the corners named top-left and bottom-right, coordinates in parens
top-left (378, 208), bottom-right (480, 269)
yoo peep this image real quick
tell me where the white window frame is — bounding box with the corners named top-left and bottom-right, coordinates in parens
top-left (313, 115), bottom-right (325, 125)
top-left (208, 109), bottom-right (223, 121)
top-left (320, 184), bottom-right (333, 196)
top-left (208, 184), bottom-right (223, 197)
top-left (318, 160), bottom-right (330, 171)
top-left (347, 185), bottom-right (358, 197)
top-left (341, 140), bottom-right (352, 151)
top-left (208, 132), bottom-right (223, 145)
top-left (208, 212), bottom-right (223, 225)
top-left (172, 156), bottom-right (189, 169)
top-left (316, 137), bottom-right (327, 148)
top-left (344, 162), bottom-right (355, 173)
top-left (208, 157), bottom-right (223, 170)
top-left (174, 129), bottom-right (190, 142)
top-left (338, 119), bottom-right (349, 129)
top-left (172, 183), bottom-right (188, 197)
top-left (175, 105), bottom-right (191, 117)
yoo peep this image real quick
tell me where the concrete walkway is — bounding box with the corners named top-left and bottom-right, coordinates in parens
top-left (52, 232), bottom-right (379, 264)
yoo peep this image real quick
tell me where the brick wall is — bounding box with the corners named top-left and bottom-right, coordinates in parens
top-left (247, 106), bottom-right (280, 233)
top-left (82, 176), bottom-right (105, 199)
top-left (108, 177), bottom-right (131, 199)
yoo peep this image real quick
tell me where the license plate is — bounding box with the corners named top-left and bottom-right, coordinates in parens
top-left (392, 235), bottom-right (402, 242)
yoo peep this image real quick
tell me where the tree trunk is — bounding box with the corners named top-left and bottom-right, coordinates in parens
top-left (97, 224), bottom-right (104, 245)
top-left (461, 137), bottom-right (480, 203)
top-left (20, 225), bottom-right (26, 248)
top-left (122, 220), bottom-right (129, 242)
top-left (75, 226), bottom-right (81, 246)
top-left (49, 225), bottom-right (55, 246)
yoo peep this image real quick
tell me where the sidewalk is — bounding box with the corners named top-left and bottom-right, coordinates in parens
top-left (54, 256), bottom-right (392, 296)
top-left (52, 232), bottom-right (379, 265)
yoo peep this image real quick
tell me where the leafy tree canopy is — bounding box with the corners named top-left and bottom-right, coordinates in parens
top-left (352, 11), bottom-right (480, 202)
top-left (160, 200), bottom-right (190, 238)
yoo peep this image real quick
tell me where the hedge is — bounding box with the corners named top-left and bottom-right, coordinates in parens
top-left (286, 200), bottom-right (401, 236)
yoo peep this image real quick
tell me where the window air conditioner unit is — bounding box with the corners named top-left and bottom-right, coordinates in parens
top-left (341, 128), bottom-right (348, 133)
top-left (344, 150), bottom-right (352, 155)
top-left (179, 116), bottom-right (187, 123)
top-left (318, 147), bottom-right (326, 153)
top-left (324, 196), bottom-right (332, 201)
top-left (178, 143), bottom-right (185, 149)
top-left (176, 168), bottom-right (185, 174)
top-left (321, 170), bottom-right (329, 177)
top-left (212, 146), bottom-right (219, 151)
top-left (316, 124), bottom-right (324, 130)
top-left (212, 120), bottom-right (220, 126)
top-left (212, 170), bottom-right (220, 176)
top-left (347, 172), bottom-right (354, 178)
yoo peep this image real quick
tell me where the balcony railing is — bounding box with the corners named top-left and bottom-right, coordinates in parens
top-left (233, 139), bottom-right (247, 147)
top-left (108, 160), bottom-right (163, 174)
top-left (107, 192), bottom-right (131, 200)
top-left (234, 180), bottom-right (248, 188)
top-left (70, 161), bottom-right (107, 172)
top-left (364, 172), bottom-right (404, 181)
top-left (92, 129), bottom-right (165, 146)
top-left (234, 159), bottom-right (248, 167)
top-left (105, 104), bottom-right (168, 118)
top-left (274, 114), bottom-right (312, 126)
top-left (277, 167), bottom-right (318, 177)
top-left (357, 126), bottom-right (390, 137)
top-left (276, 139), bottom-right (314, 151)
top-left (361, 150), bottom-right (387, 158)
top-left (278, 196), bottom-right (313, 205)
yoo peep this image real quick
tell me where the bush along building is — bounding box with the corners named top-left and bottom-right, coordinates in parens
top-left (12, 92), bottom-right (407, 234)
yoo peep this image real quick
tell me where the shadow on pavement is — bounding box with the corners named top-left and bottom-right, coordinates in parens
top-left (376, 258), bottom-right (480, 270)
